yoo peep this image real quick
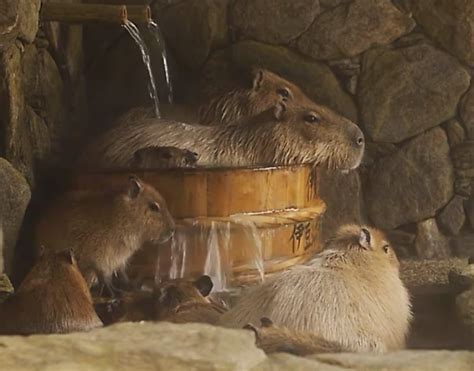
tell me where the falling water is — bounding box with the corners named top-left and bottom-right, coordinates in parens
top-left (148, 21), bottom-right (173, 104)
top-left (168, 228), bottom-right (188, 279)
top-left (122, 20), bottom-right (161, 118)
top-left (204, 222), bottom-right (232, 292)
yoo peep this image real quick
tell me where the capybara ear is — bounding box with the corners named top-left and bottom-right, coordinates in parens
top-left (243, 323), bottom-right (259, 338)
top-left (359, 227), bottom-right (372, 250)
top-left (127, 175), bottom-right (143, 199)
top-left (260, 317), bottom-right (273, 327)
top-left (251, 67), bottom-right (265, 90)
top-left (273, 102), bottom-right (287, 121)
top-left (194, 275), bottom-right (213, 297)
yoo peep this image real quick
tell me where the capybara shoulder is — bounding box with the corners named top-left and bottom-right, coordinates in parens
top-left (244, 317), bottom-right (345, 356)
top-left (219, 224), bottom-right (412, 353)
top-left (34, 176), bottom-right (175, 292)
top-left (0, 248), bottom-right (102, 335)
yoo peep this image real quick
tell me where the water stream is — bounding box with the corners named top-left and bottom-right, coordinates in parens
top-left (122, 20), bottom-right (161, 118)
top-left (149, 21), bottom-right (173, 104)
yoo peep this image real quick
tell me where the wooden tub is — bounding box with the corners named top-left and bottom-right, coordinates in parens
top-left (66, 165), bottom-right (326, 286)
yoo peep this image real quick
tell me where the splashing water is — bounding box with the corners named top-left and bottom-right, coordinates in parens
top-left (204, 222), bottom-right (231, 292)
top-left (168, 228), bottom-right (188, 279)
top-left (149, 21), bottom-right (173, 104)
top-left (122, 20), bottom-right (161, 118)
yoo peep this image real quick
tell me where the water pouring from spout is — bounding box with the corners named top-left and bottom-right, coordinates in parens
top-left (149, 21), bottom-right (173, 104)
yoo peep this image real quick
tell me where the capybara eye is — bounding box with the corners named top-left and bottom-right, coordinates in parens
top-left (383, 245), bottom-right (390, 254)
top-left (276, 88), bottom-right (290, 98)
top-left (149, 202), bottom-right (161, 212)
top-left (304, 114), bottom-right (321, 124)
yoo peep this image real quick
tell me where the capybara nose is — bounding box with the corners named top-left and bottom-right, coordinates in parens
top-left (356, 136), bottom-right (364, 146)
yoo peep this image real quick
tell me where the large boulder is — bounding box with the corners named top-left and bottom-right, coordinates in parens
top-left (0, 158), bottom-right (31, 275)
top-left (366, 127), bottom-right (453, 229)
top-left (157, 0), bottom-right (229, 70)
top-left (405, 0), bottom-right (474, 66)
top-left (460, 84), bottom-right (474, 140)
top-left (359, 42), bottom-right (470, 143)
top-left (415, 218), bottom-right (450, 259)
top-left (200, 41), bottom-right (358, 121)
top-left (436, 196), bottom-right (466, 236)
top-left (231, 0), bottom-right (321, 45)
top-left (17, 0), bottom-right (40, 43)
top-left (296, 0), bottom-right (415, 60)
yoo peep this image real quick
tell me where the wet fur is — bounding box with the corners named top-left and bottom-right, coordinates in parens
top-left (78, 105), bottom-right (364, 171)
top-left (131, 146), bottom-right (198, 169)
top-left (0, 250), bottom-right (102, 335)
top-left (34, 177), bottom-right (175, 289)
top-left (219, 225), bottom-right (412, 353)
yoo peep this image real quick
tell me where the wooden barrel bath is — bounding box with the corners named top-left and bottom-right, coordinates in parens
top-left (66, 165), bottom-right (326, 287)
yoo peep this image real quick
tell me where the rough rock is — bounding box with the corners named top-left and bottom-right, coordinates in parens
top-left (311, 351), bottom-right (474, 370)
top-left (363, 142), bottom-right (398, 165)
top-left (296, 0), bottom-right (415, 60)
top-left (454, 178), bottom-right (472, 198)
top-left (443, 119), bottom-right (466, 148)
top-left (158, 0), bottom-right (229, 70)
top-left (0, 0), bottom-right (19, 47)
top-left (449, 263), bottom-right (474, 288)
top-left (451, 234), bottom-right (474, 258)
top-left (436, 196), bottom-right (466, 236)
top-left (200, 41), bottom-right (357, 121)
top-left (452, 141), bottom-right (474, 169)
top-left (0, 158), bottom-right (31, 275)
top-left (460, 84), bottom-right (474, 140)
top-left (318, 169), bottom-right (364, 241)
top-left (0, 273), bottom-right (14, 302)
top-left (17, 0), bottom-right (40, 43)
top-left (465, 195), bottom-right (474, 231)
top-left (0, 322), bottom-right (473, 370)
top-left (405, 0), bottom-right (474, 66)
top-left (359, 42), bottom-right (470, 143)
top-left (455, 288), bottom-right (474, 337)
top-left (319, 0), bottom-right (351, 9)
top-left (400, 258), bottom-right (468, 288)
top-left (231, 0), bottom-right (320, 44)
top-left (366, 127), bottom-right (453, 229)
top-left (415, 219), bottom-right (451, 259)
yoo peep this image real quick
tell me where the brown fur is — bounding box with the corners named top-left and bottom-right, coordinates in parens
top-left (0, 248), bottom-right (103, 335)
top-left (244, 317), bottom-right (345, 356)
top-left (163, 300), bottom-right (227, 325)
top-left (219, 225), bottom-right (412, 353)
top-left (118, 275), bottom-right (217, 323)
top-left (77, 103), bottom-right (365, 171)
top-left (131, 146), bottom-right (198, 169)
top-left (198, 69), bottom-right (323, 126)
top-left (34, 176), bottom-right (175, 290)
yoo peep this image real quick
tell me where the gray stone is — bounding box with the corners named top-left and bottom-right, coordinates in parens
top-left (363, 142), bottom-right (398, 165)
top-left (465, 195), bottom-right (474, 231)
top-left (319, 0), bottom-right (352, 9)
top-left (158, 0), bottom-right (229, 69)
top-left (318, 169), bottom-right (364, 241)
top-left (443, 119), bottom-right (466, 148)
top-left (452, 142), bottom-right (474, 170)
top-left (296, 0), bottom-right (415, 60)
top-left (17, 0), bottom-right (40, 43)
top-left (231, 0), bottom-right (321, 44)
top-left (455, 288), bottom-right (474, 337)
top-left (451, 234), bottom-right (474, 258)
top-left (400, 258), bottom-right (469, 288)
top-left (405, 0), bottom-right (474, 66)
top-left (460, 84), bottom-right (474, 140)
top-left (200, 41), bottom-right (358, 121)
top-left (449, 263), bottom-right (474, 288)
top-left (0, 273), bottom-right (13, 303)
top-left (359, 42), bottom-right (470, 143)
top-left (366, 128), bottom-right (453, 229)
top-left (454, 178), bottom-right (471, 198)
top-left (0, 158), bottom-right (31, 275)
top-left (415, 219), bottom-right (450, 259)
top-left (436, 196), bottom-right (466, 236)
top-left (0, 0), bottom-right (19, 47)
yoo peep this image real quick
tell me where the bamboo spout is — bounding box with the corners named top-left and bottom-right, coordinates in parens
top-left (41, 3), bottom-right (128, 24)
top-left (127, 5), bottom-right (152, 24)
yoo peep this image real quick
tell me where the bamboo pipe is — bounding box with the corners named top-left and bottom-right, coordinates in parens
top-left (126, 5), bottom-right (152, 24)
top-left (41, 3), bottom-right (128, 24)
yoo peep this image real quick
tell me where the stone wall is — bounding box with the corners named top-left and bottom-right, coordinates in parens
top-left (0, 0), bottom-right (87, 275)
top-left (141, 0), bottom-right (474, 259)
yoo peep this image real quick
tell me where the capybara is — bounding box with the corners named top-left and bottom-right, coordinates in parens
top-left (77, 103), bottom-right (365, 170)
top-left (118, 275), bottom-right (220, 323)
top-left (243, 317), bottom-right (345, 355)
top-left (198, 69), bottom-right (322, 126)
top-left (34, 176), bottom-right (175, 294)
top-left (131, 146), bottom-right (198, 169)
top-left (162, 300), bottom-right (227, 325)
top-left (218, 225), bottom-right (412, 353)
top-left (0, 248), bottom-right (103, 335)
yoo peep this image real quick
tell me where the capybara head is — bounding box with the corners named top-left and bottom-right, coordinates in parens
top-left (153, 275), bottom-right (214, 319)
top-left (124, 176), bottom-right (175, 243)
top-left (325, 224), bottom-right (399, 269)
top-left (261, 103), bottom-right (364, 170)
top-left (131, 146), bottom-right (199, 169)
top-left (199, 68), bottom-right (319, 126)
